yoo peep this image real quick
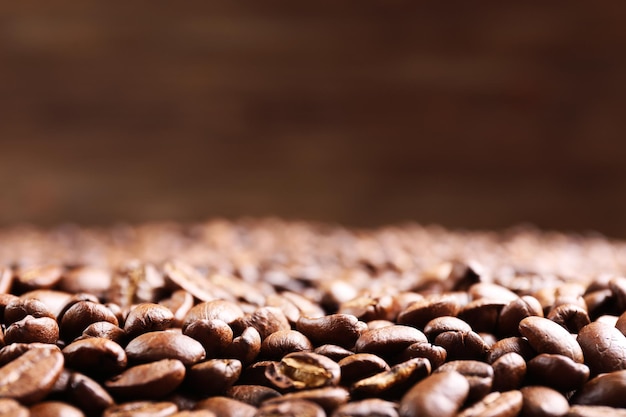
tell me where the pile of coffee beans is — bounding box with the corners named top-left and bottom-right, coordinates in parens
top-left (2, 219), bottom-right (626, 416)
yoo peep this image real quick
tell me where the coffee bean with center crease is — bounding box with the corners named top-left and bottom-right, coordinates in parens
top-left (0, 342), bottom-right (60, 366)
top-left (397, 295), bottom-right (460, 329)
top-left (63, 337), bottom-right (127, 377)
top-left (103, 401), bottom-right (179, 417)
top-left (194, 397), bottom-right (256, 417)
top-left (183, 319), bottom-right (232, 358)
top-left (4, 297), bottom-right (55, 325)
top-left (497, 296), bottom-right (543, 337)
top-left (225, 385), bottom-right (281, 407)
top-left (458, 299), bottom-right (507, 334)
top-left (518, 316), bottom-right (584, 363)
top-left (29, 401), bottom-right (85, 417)
top-left (297, 314), bottom-right (367, 349)
top-left (67, 372), bottom-right (115, 416)
top-left (423, 316), bottom-right (472, 340)
top-left (573, 369), bottom-right (626, 407)
top-left (339, 353), bottom-right (390, 386)
top-left (399, 371), bottom-right (469, 417)
top-left (434, 330), bottom-right (489, 361)
top-left (182, 300), bottom-right (244, 331)
top-left (231, 306), bottom-right (291, 340)
top-left (397, 341), bottom-right (447, 369)
top-left (60, 301), bottom-right (119, 342)
top-left (457, 390), bottom-right (523, 417)
top-left (4, 315), bottom-right (59, 344)
top-left (123, 303), bottom-right (174, 339)
top-left (265, 351), bottom-right (340, 390)
top-left (520, 386), bottom-right (569, 417)
top-left (186, 359), bottom-right (242, 396)
top-left (81, 321), bottom-right (127, 345)
top-left (223, 326), bottom-right (261, 365)
top-left (436, 360), bottom-right (493, 403)
top-left (0, 398), bottom-right (29, 417)
top-left (578, 321), bottom-right (626, 374)
top-left (547, 303), bottom-right (591, 333)
top-left (105, 359), bottom-right (186, 400)
top-left (527, 353), bottom-right (590, 392)
top-left (351, 357), bottom-right (431, 399)
top-left (332, 398), bottom-right (399, 417)
top-left (486, 337), bottom-right (536, 363)
top-left (491, 352), bottom-right (526, 392)
top-left (256, 399), bottom-right (326, 417)
top-left (0, 347), bottom-right (64, 405)
top-left (260, 330), bottom-right (313, 360)
top-left (314, 344), bottom-right (354, 361)
top-left (125, 331), bottom-right (206, 366)
top-left (355, 325), bottom-right (427, 358)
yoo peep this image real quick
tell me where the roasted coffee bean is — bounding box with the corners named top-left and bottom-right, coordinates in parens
top-left (103, 401), bottom-right (179, 417)
top-left (367, 320), bottom-right (395, 329)
top-left (355, 325), bottom-right (427, 357)
top-left (458, 299), bottom-right (507, 333)
top-left (434, 330), bottom-right (489, 361)
top-left (351, 357), bottom-right (431, 399)
top-left (60, 301), bottom-right (119, 342)
top-left (616, 310), bottom-right (626, 336)
top-left (105, 359), bottom-right (186, 400)
top-left (55, 293), bottom-right (101, 322)
top-left (29, 401), bottom-right (85, 417)
top-left (20, 290), bottom-right (75, 320)
top-left (265, 351), bottom-right (341, 390)
top-left (81, 321), bottom-right (127, 345)
top-left (518, 316), bottom-right (584, 363)
top-left (231, 306), bottom-right (290, 340)
top-left (548, 303), bottom-right (591, 333)
top-left (577, 321), bottom-right (626, 374)
top-left (0, 267), bottom-right (13, 295)
top-left (187, 359), bottom-right (242, 395)
top-left (4, 297), bottom-right (55, 324)
top-left (125, 331), bottom-right (205, 366)
top-left (397, 295), bottom-right (460, 329)
top-left (553, 283), bottom-right (587, 310)
top-left (0, 342), bottom-right (60, 366)
top-left (225, 385), bottom-right (281, 407)
top-left (527, 353), bottom-right (589, 392)
top-left (486, 336), bottom-right (536, 363)
top-left (263, 387), bottom-right (350, 414)
top-left (397, 341), bottom-right (447, 369)
top-left (573, 369), bottom-right (626, 407)
top-left (59, 266), bottom-right (112, 300)
top-left (597, 314), bottom-right (619, 326)
top-left (609, 277), bottom-right (626, 312)
top-left (0, 398), bottom-right (28, 417)
top-left (183, 319), bottom-right (232, 358)
top-left (67, 372), bottom-right (115, 416)
top-left (469, 283), bottom-right (518, 303)
top-left (339, 353), bottom-right (390, 385)
top-left (520, 386), bottom-right (569, 417)
top-left (332, 398), bottom-right (399, 417)
top-left (159, 290), bottom-right (194, 328)
top-left (497, 296), bottom-right (543, 337)
top-left (182, 300), bottom-right (244, 330)
top-left (260, 330), bottom-right (313, 360)
top-left (457, 390), bottom-right (523, 417)
top-left (280, 291), bottom-right (326, 321)
top-left (194, 397), bottom-right (256, 417)
top-left (423, 316), bottom-right (472, 340)
top-left (4, 315), bottom-right (59, 344)
top-left (399, 371), bottom-right (469, 417)
top-left (265, 293), bottom-right (304, 324)
top-left (583, 289), bottom-right (614, 319)
top-left (124, 303), bottom-right (174, 338)
top-left (0, 347), bottom-right (64, 404)
top-left (0, 294), bottom-right (18, 323)
top-left (491, 352), bottom-right (526, 392)
top-left (63, 337), bottom-right (127, 376)
top-left (170, 411), bottom-right (216, 417)
top-left (256, 399), bottom-right (326, 417)
top-left (297, 314), bottom-right (367, 349)
top-left (223, 326), bottom-right (261, 365)
top-left (14, 264), bottom-right (63, 292)
top-left (338, 294), bottom-right (400, 322)
top-left (436, 360), bottom-right (493, 403)
top-left (567, 405), bottom-right (626, 417)
top-left (314, 344), bottom-right (355, 361)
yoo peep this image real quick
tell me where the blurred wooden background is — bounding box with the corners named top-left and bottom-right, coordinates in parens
top-left (1, 2), bottom-right (626, 236)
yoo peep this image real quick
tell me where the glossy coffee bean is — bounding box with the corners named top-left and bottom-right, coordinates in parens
top-left (260, 330), bottom-right (313, 360)
top-left (436, 360), bottom-right (493, 403)
top-left (332, 399), bottom-right (399, 417)
top-left (423, 316), bottom-right (472, 340)
top-left (314, 344), bottom-right (354, 361)
top-left (4, 297), bottom-right (55, 325)
top-left (182, 300), bottom-right (244, 330)
top-left (457, 299), bottom-right (507, 333)
top-left (81, 321), bottom-right (127, 345)
top-left (520, 386), bottom-right (569, 417)
top-left (105, 359), bottom-right (186, 400)
top-left (399, 371), bottom-right (469, 417)
top-left (457, 390), bottom-right (523, 417)
top-left (434, 330), bottom-right (489, 361)
top-left (225, 385), bottom-right (281, 407)
top-left (397, 341), bottom-right (447, 369)
top-left (518, 316), bottom-right (584, 363)
top-left (567, 405), bottom-right (626, 417)
top-left (103, 401), bottom-right (179, 417)
top-left (223, 326), bottom-right (261, 365)
top-left (262, 387), bottom-right (350, 414)
top-left (497, 296), bottom-right (543, 337)
top-left (350, 357), bottom-right (431, 399)
top-left (29, 401), bottom-right (85, 417)
top-left (339, 353), bottom-right (390, 385)
top-left (527, 353), bottom-right (590, 391)
top-left (123, 303), bottom-right (174, 338)
top-left (397, 295), bottom-right (460, 329)
top-left (0, 398), bottom-right (29, 417)
top-left (355, 325), bottom-right (427, 357)
top-left (577, 321), bottom-right (626, 374)
top-left (297, 314), bottom-right (367, 348)
top-left (4, 315), bottom-right (59, 344)
top-left (183, 319), bottom-right (233, 358)
top-left (486, 337), bottom-right (536, 363)
top-left (265, 351), bottom-right (340, 390)
top-left (573, 369), bottom-right (626, 407)
top-left (67, 372), bottom-right (115, 416)
top-left (60, 301), bottom-right (119, 342)
top-left (491, 352), bottom-right (526, 392)
top-left (63, 337), bottom-right (127, 376)
top-left (186, 359), bottom-right (242, 395)
top-left (231, 306), bottom-right (291, 340)
top-left (125, 331), bottom-right (205, 366)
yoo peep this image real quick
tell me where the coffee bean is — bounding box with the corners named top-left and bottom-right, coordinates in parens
top-left (351, 357), bottom-right (431, 399)
top-left (124, 303), bottom-right (174, 338)
top-left (469, 283), bottom-right (519, 303)
top-left (265, 351), bottom-right (340, 390)
top-left (231, 306), bottom-right (290, 340)
top-left (578, 321), bottom-right (626, 374)
top-left (355, 325), bottom-right (427, 357)
top-left (262, 387), bottom-right (350, 414)
top-left (583, 289), bottom-right (614, 320)
top-left (125, 331), bottom-right (206, 366)
top-left (0, 342), bottom-right (60, 366)
top-left (436, 360), bottom-right (493, 403)
top-left (397, 341), bottom-right (447, 369)
top-left (497, 296), bottom-right (543, 337)
top-left (339, 353), bottom-right (390, 386)
top-left (225, 385), bottom-right (281, 407)
top-left (423, 316), bottom-right (472, 340)
top-left (59, 266), bottom-right (112, 300)
top-left (63, 337), bottom-right (127, 376)
top-left (434, 330), bottom-right (489, 361)
top-left (457, 390), bottom-right (523, 417)
top-left (183, 319), bottom-right (232, 358)
top-left (0, 267), bottom-right (13, 295)
top-left (29, 401), bottom-right (85, 417)
top-left (105, 359), bottom-right (186, 400)
top-left (81, 321), bottom-right (127, 345)
top-left (256, 399), bottom-right (326, 417)
top-left (313, 344), bottom-right (354, 361)
top-left (548, 303), bottom-right (590, 333)
top-left (397, 295), bottom-right (460, 329)
top-left (491, 352), bottom-right (526, 392)
top-left (187, 359), bottom-right (242, 395)
top-left (260, 330), bottom-right (313, 360)
top-left (486, 336), bottom-right (536, 363)
top-left (518, 316), bottom-right (584, 363)
top-left (280, 291), bottom-right (326, 321)
top-left (159, 290), bottom-right (194, 328)
top-left (520, 386), bottom-right (569, 417)
top-left (0, 347), bottom-right (64, 404)
top-left (567, 405), bottom-right (626, 417)
top-left (163, 261), bottom-right (218, 303)
top-left (182, 300), bottom-right (244, 330)
top-left (103, 401), bottom-right (179, 417)
top-left (4, 315), bottom-right (59, 344)
top-left (67, 372), bottom-right (115, 416)
top-left (609, 277), bottom-right (626, 312)
top-left (60, 301), bottom-right (119, 342)
top-left (4, 297), bottom-right (55, 325)
top-left (223, 326), bottom-right (261, 365)
top-left (399, 371), bottom-right (469, 417)
top-left (458, 299), bottom-right (507, 334)
top-left (194, 397), bottom-right (256, 417)
top-left (170, 411), bottom-right (216, 417)
top-left (332, 398), bottom-right (399, 417)
top-left (573, 369), bottom-right (626, 407)
top-left (297, 314), bottom-right (367, 349)
top-left (14, 265), bottom-right (63, 293)
top-left (0, 398), bottom-right (29, 417)
top-left (527, 353), bottom-right (589, 392)
top-left (338, 294), bottom-right (400, 322)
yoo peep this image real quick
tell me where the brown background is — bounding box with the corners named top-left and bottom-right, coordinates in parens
top-left (1, 2), bottom-right (626, 236)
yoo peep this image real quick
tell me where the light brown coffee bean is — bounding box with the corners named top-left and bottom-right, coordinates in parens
top-left (0, 268), bottom-right (13, 295)
top-left (225, 385), bottom-right (281, 407)
top-left (351, 357), bottom-right (431, 399)
top-left (4, 297), bottom-right (55, 325)
top-left (578, 322), bottom-right (626, 374)
top-left (573, 369), bottom-right (626, 407)
top-left (260, 330), bottom-right (313, 360)
top-left (63, 337), bottom-right (127, 376)
top-left (4, 315), bottom-right (59, 344)
top-left (103, 401), bottom-right (178, 417)
top-left (14, 265), bottom-right (63, 292)
top-left (187, 359), bottom-right (242, 396)
top-left (338, 294), bottom-right (400, 322)
top-left (520, 386), bottom-right (569, 417)
top-left (159, 290), bottom-right (194, 328)
top-left (125, 331), bottom-right (206, 366)
top-left (68, 372), bottom-right (115, 416)
top-left (0, 398), bottom-right (29, 417)
top-left (339, 353), bottom-right (390, 386)
top-left (105, 359), bottom-right (186, 400)
top-left (0, 342), bottom-right (60, 366)
top-left (194, 397), bottom-right (256, 417)
top-left (163, 261), bottom-right (216, 303)
top-left (399, 371), bottom-right (469, 417)
top-left (170, 411), bottom-right (216, 417)
top-left (491, 352), bottom-right (526, 392)
top-left (266, 351), bottom-right (340, 390)
top-left (297, 314), bottom-right (367, 349)
top-left (124, 303), bottom-right (174, 338)
top-left (457, 390), bottom-right (523, 417)
top-left (256, 399), bottom-right (325, 417)
top-left (29, 401), bottom-right (85, 417)
top-left (469, 283), bottom-right (518, 302)
top-left (518, 316), bottom-right (584, 363)
top-left (332, 398), bottom-right (399, 417)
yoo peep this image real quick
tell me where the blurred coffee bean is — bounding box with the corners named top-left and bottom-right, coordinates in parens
top-left (469, 283), bottom-right (518, 303)
top-left (520, 386), bottom-right (569, 417)
top-left (194, 397), bottom-right (256, 417)
top-left (297, 314), bottom-right (367, 349)
top-left (105, 359), bottom-right (186, 400)
top-left (103, 401), bottom-right (179, 417)
top-left (397, 295), bottom-right (460, 329)
top-left (225, 385), bottom-right (281, 407)
top-left (159, 290), bottom-right (194, 328)
top-left (262, 387), bottom-right (350, 414)
top-left (14, 265), bottom-right (63, 293)
top-left (573, 369), bottom-right (626, 407)
top-left (457, 390), bottom-right (523, 417)
top-left (231, 306), bottom-right (290, 340)
top-left (332, 398), bottom-right (399, 417)
top-left (491, 352), bottom-right (526, 392)
top-left (29, 401), bottom-right (85, 417)
top-left (568, 405), bottom-right (626, 417)
top-left (60, 266), bottom-right (112, 300)
top-left (256, 399), bottom-right (325, 417)
top-left (338, 294), bottom-right (400, 322)
top-left (0, 398), bottom-right (29, 417)
top-left (527, 353), bottom-right (589, 392)
top-left (164, 261), bottom-right (219, 303)
top-left (4, 297), bottom-right (55, 325)
top-left (399, 371), bottom-right (469, 417)
top-left (0, 342), bottom-right (60, 366)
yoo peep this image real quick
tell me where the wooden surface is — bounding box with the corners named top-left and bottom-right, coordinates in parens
top-left (1, 2), bottom-right (626, 236)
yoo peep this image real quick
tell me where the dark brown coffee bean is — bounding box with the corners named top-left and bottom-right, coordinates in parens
top-left (225, 385), bottom-right (281, 407)
top-left (29, 401), bottom-right (85, 417)
top-left (4, 315), bottom-right (59, 344)
top-left (159, 290), bottom-right (194, 328)
top-left (0, 398), bottom-right (28, 417)
top-left (14, 265), bottom-right (63, 292)
top-left (265, 351), bottom-right (340, 390)
top-left (423, 316), bottom-right (472, 340)
top-left (263, 387), bottom-right (350, 414)
top-left (609, 277), bottom-right (626, 312)
top-left (63, 337), bottom-right (127, 376)
top-left (60, 301), bottom-right (119, 342)
top-left (584, 289), bottom-right (614, 319)
top-left (68, 372), bottom-right (115, 416)
top-left (182, 300), bottom-right (244, 330)
top-left (520, 386), bottom-right (569, 417)
top-left (527, 353), bottom-right (589, 392)
top-left (231, 306), bottom-right (290, 340)
top-left (497, 296), bottom-right (543, 337)
top-left (548, 303), bottom-right (591, 333)
top-left (56, 293), bottom-right (101, 323)
top-left (457, 390), bottom-right (523, 417)
top-left (60, 266), bottom-right (112, 300)
top-left (125, 331), bottom-right (206, 366)
top-left (260, 330), bottom-right (313, 360)
top-left (103, 401), bottom-right (179, 417)
top-left (339, 353), bottom-right (390, 385)
top-left (256, 399), bottom-right (325, 417)
top-left (458, 299), bottom-right (507, 333)
top-left (397, 295), bottom-right (460, 329)
top-left (237, 360), bottom-right (276, 386)
top-left (20, 290), bottom-right (74, 320)
top-left (0, 267), bottom-right (13, 295)
top-left (313, 345), bottom-right (354, 361)
top-left (436, 360), bottom-right (493, 403)
top-left (338, 294), bottom-right (400, 322)
top-left (434, 330), bottom-right (489, 361)
top-left (573, 369), bottom-right (626, 407)
top-left (297, 314), bottom-right (367, 349)
top-left (105, 359), bottom-right (186, 400)
top-left (0, 347), bottom-right (64, 404)
top-left (194, 397), bottom-right (256, 417)
top-left (578, 321), bottom-right (626, 374)
top-left (332, 398), bottom-right (399, 417)
top-left (82, 321), bottom-right (127, 345)
top-left (223, 326), bottom-right (261, 365)
top-left (4, 297), bottom-right (55, 324)
top-left (567, 405), bottom-right (626, 417)
top-left (351, 357), bottom-right (431, 399)
top-left (399, 371), bottom-right (469, 417)
top-left (0, 342), bottom-right (60, 366)
top-left (397, 341), bottom-right (447, 369)
top-left (518, 316), bottom-right (584, 363)
top-left (0, 294), bottom-right (18, 323)
top-left (491, 352), bottom-right (526, 392)
top-left (123, 303), bottom-right (174, 338)
top-left (486, 337), bottom-right (536, 363)
top-left (183, 319), bottom-right (233, 358)
top-left (186, 359), bottom-right (242, 396)
top-left (355, 325), bottom-right (427, 357)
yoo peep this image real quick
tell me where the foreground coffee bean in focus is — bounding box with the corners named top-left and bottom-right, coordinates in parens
top-left (399, 371), bottom-right (469, 417)
top-left (103, 401), bottom-right (179, 417)
top-left (518, 316), bottom-right (584, 363)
